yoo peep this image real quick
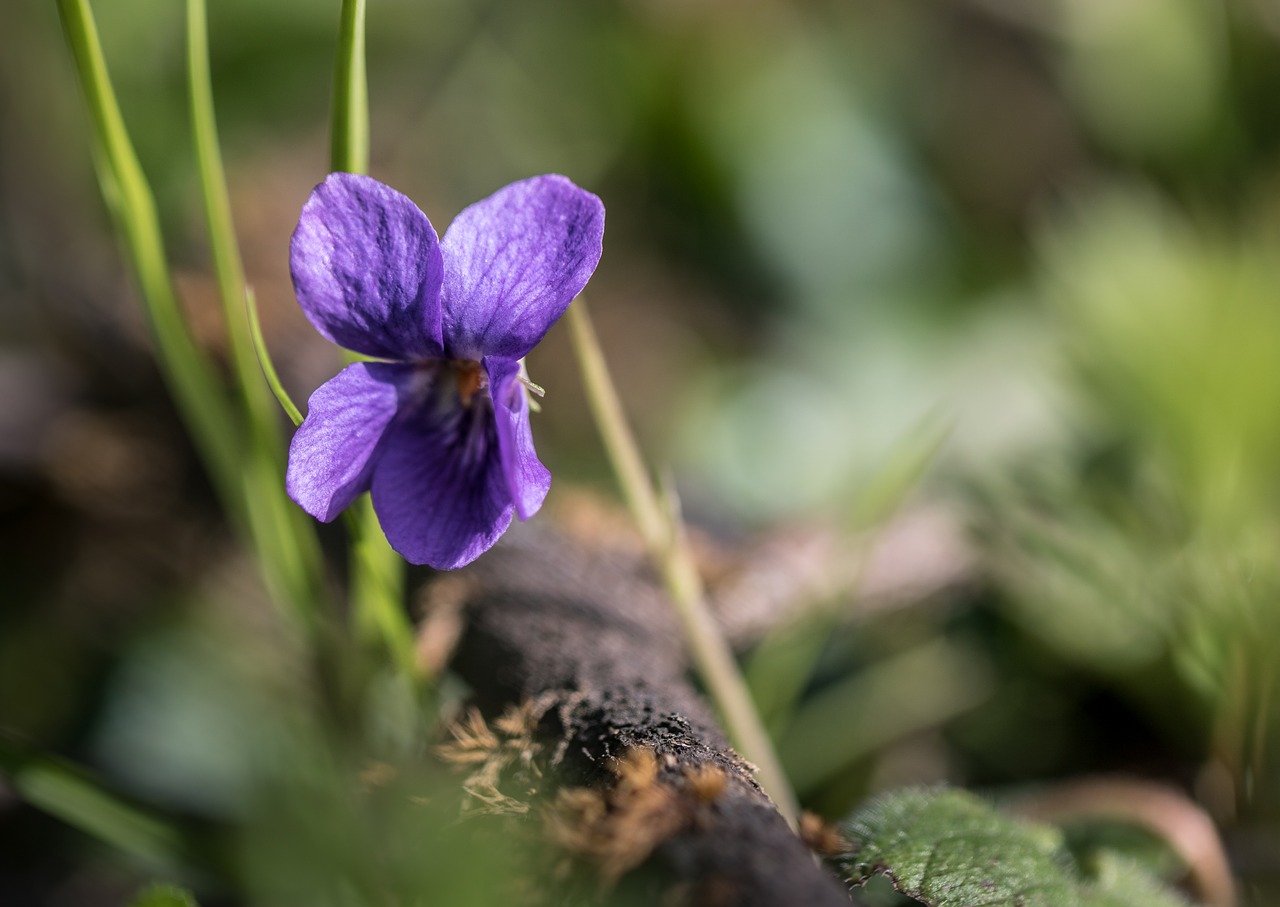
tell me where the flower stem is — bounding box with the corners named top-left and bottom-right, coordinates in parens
top-left (187, 0), bottom-right (326, 627)
top-left (331, 0), bottom-right (369, 175)
top-left (328, 0), bottom-right (416, 681)
top-left (566, 300), bottom-right (800, 827)
top-left (344, 498), bottom-right (422, 683)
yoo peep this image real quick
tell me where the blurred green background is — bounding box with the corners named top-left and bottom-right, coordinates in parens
top-left (3, 0), bottom-right (1280, 904)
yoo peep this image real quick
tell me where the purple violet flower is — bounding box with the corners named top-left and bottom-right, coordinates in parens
top-left (285, 172), bottom-right (604, 569)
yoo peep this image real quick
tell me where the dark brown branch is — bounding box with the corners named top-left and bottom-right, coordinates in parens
top-left (438, 525), bottom-right (856, 906)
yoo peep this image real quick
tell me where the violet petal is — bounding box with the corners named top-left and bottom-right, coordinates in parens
top-left (485, 356), bottom-right (551, 521)
top-left (370, 393), bottom-right (513, 569)
top-left (291, 173), bottom-right (445, 360)
top-left (286, 361), bottom-right (411, 522)
top-left (439, 174), bottom-right (604, 360)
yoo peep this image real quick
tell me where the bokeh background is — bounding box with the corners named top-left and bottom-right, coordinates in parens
top-left (3, 0), bottom-right (1280, 904)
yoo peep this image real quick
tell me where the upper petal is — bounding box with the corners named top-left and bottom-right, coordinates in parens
top-left (370, 392), bottom-right (513, 569)
top-left (439, 174), bottom-right (604, 360)
top-left (486, 356), bottom-right (550, 521)
top-left (286, 361), bottom-right (413, 522)
top-left (291, 173), bottom-right (445, 360)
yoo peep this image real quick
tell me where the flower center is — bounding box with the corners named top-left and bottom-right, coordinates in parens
top-left (453, 360), bottom-right (485, 407)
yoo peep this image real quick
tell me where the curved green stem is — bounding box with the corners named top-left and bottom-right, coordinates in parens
top-left (567, 300), bottom-right (800, 827)
top-left (247, 288), bottom-right (303, 427)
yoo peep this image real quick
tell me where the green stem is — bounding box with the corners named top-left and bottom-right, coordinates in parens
top-left (328, 0), bottom-right (413, 678)
top-left (566, 301), bottom-right (799, 827)
top-left (246, 288), bottom-right (304, 427)
top-left (345, 498), bottom-right (421, 683)
top-left (58, 0), bottom-right (240, 506)
top-left (331, 0), bottom-right (369, 175)
top-left (187, 0), bottom-right (326, 626)
top-left (186, 0), bottom-right (270, 416)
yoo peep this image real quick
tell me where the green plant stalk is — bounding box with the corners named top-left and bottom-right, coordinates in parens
top-left (328, 0), bottom-right (413, 676)
top-left (331, 0), bottom-right (369, 175)
top-left (566, 301), bottom-right (799, 826)
top-left (247, 288), bottom-right (304, 426)
top-left (58, 0), bottom-right (240, 505)
top-left (345, 498), bottom-right (421, 682)
top-left (64, 0), bottom-right (323, 633)
top-left (187, 0), bottom-right (326, 625)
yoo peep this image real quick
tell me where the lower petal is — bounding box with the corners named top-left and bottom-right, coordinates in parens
top-left (287, 361), bottom-right (412, 522)
top-left (370, 397), bottom-right (513, 569)
top-left (486, 356), bottom-right (551, 521)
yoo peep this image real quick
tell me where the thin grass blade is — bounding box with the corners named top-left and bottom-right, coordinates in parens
top-left (58, 0), bottom-right (240, 501)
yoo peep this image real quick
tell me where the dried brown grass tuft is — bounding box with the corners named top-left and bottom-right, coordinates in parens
top-left (438, 702), bottom-right (542, 816)
top-left (546, 748), bottom-right (731, 887)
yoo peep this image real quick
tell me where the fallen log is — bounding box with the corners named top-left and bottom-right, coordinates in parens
top-left (436, 525), bottom-right (856, 906)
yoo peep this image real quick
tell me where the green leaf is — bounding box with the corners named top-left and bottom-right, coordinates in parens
top-left (835, 788), bottom-right (1191, 907)
top-left (129, 883), bottom-right (200, 907)
top-left (1, 748), bottom-right (185, 869)
top-left (1083, 852), bottom-right (1196, 907)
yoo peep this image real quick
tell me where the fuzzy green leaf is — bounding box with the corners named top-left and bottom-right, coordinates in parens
top-left (835, 788), bottom-right (1191, 907)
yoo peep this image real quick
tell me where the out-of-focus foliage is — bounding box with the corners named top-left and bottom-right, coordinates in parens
top-left (982, 190), bottom-right (1280, 810)
top-left (128, 883), bottom-right (200, 907)
top-left (1057, 0), bottom-right (1227, 160)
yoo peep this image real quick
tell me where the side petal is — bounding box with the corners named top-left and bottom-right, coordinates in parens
top-left (439, 174), bottom-right (604, 361)
top-left (486, 356), bottom-right (550, 521)
top-left (370, 396), bottom-right (513, 569)
top-left (291, 172), bottom-right (444, 360)
top-left (286, 361), bottom-right (411, 522)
